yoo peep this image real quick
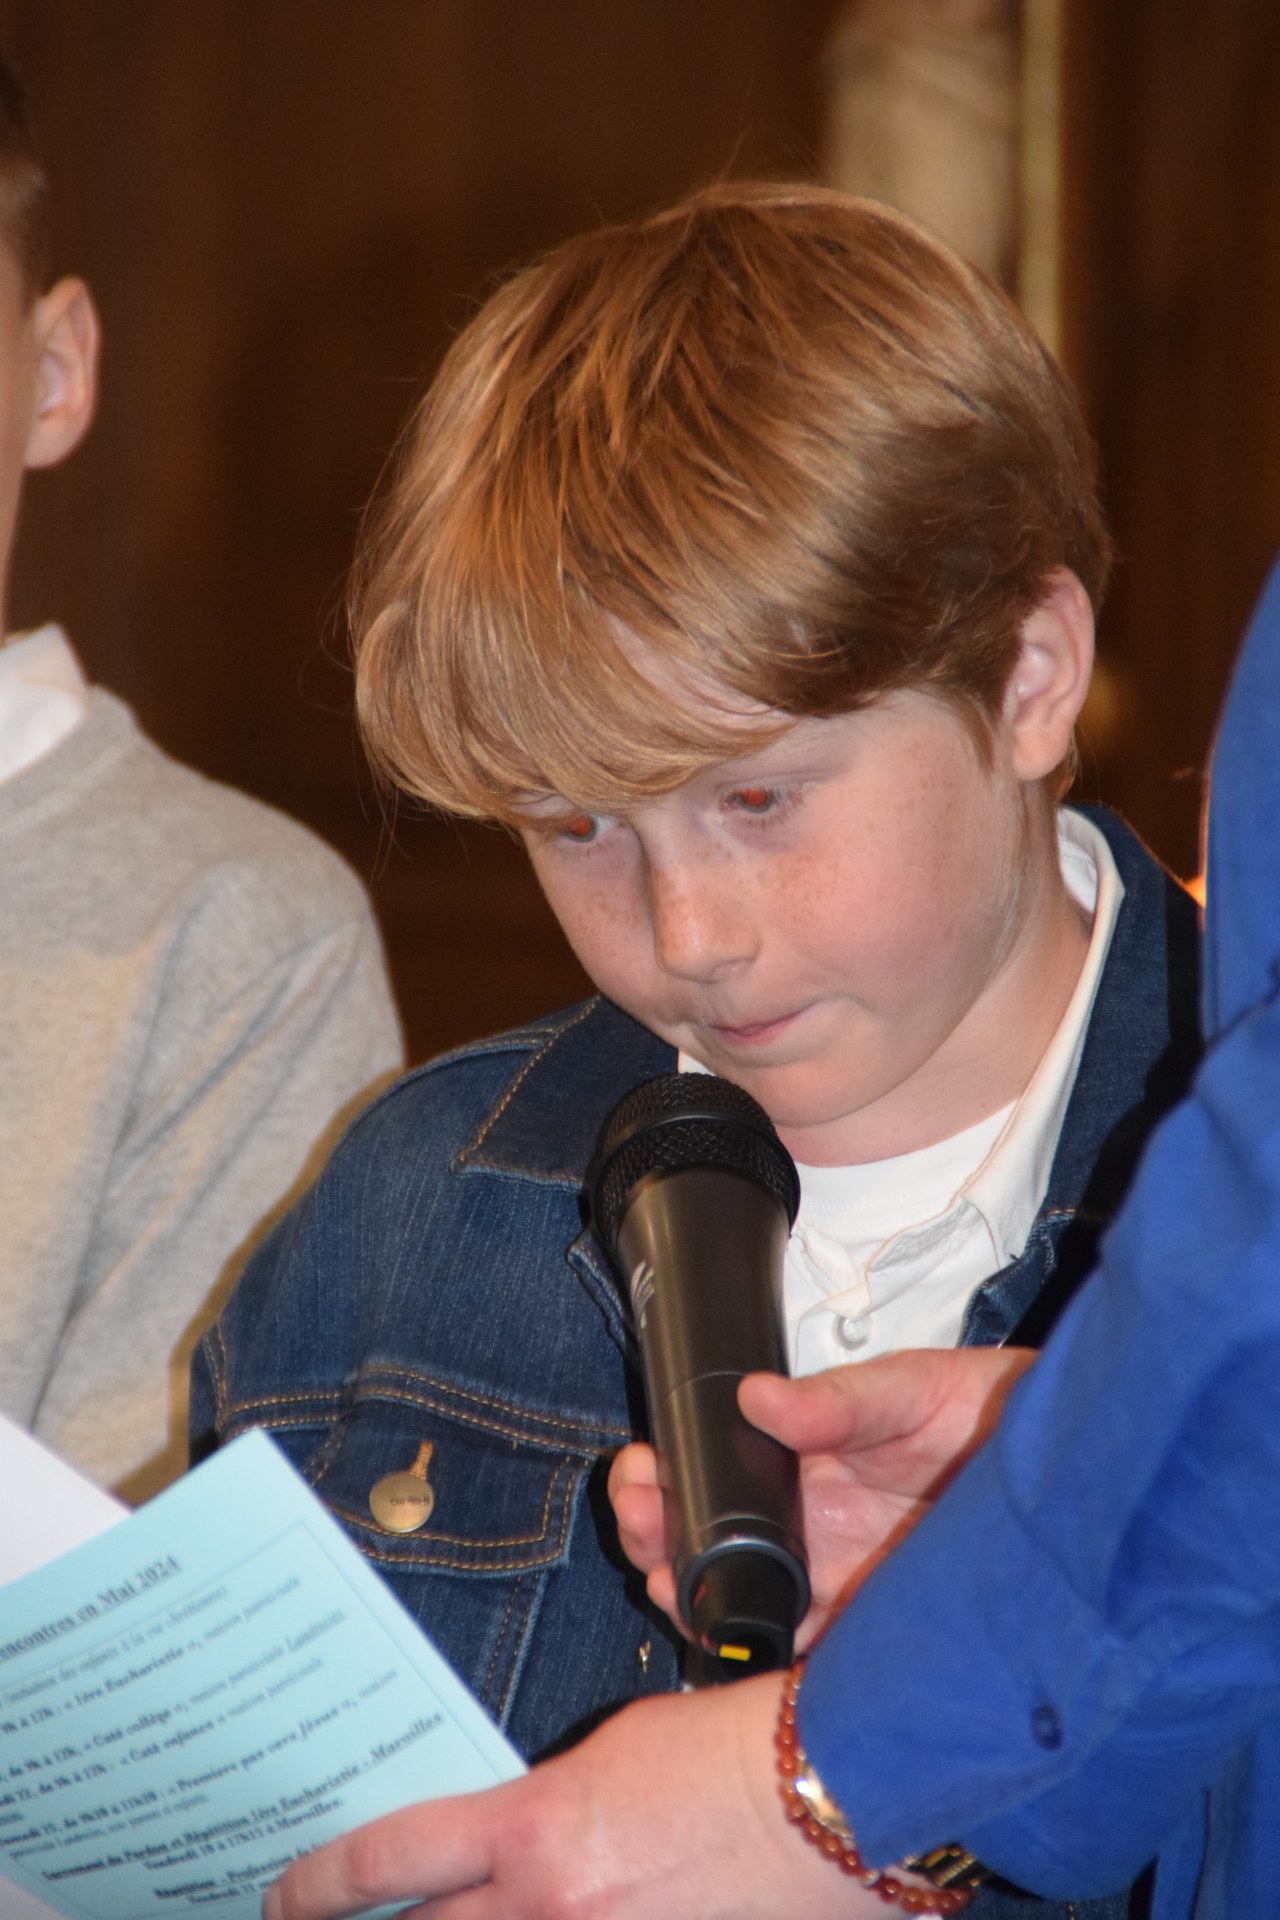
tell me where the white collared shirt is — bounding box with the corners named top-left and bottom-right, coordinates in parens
top-left (0, 625), bottom-right (89, 785)
top-left (682, 809), bottom-right (1124, 1373)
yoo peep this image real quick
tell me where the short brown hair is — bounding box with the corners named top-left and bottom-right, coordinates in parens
top-left (353, 180), bottom-right (1111, 822)
top-left (0, 57), bottom-right (50, 298)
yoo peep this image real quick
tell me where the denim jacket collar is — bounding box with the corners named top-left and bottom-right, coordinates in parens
top-left (454, 998), bottom-right (674, 1185)
top-left (965, 805), bottom-right (1200, 1344)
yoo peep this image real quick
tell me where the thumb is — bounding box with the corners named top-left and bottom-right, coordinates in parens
top-left (739, 1352), bottom-right (953, 1455)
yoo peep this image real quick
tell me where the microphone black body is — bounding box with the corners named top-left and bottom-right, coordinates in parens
top-left (591, 1073), bottom-right (809, 1678)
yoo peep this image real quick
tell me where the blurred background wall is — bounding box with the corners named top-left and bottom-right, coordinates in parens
top-left (1, 0), bottom-right (1276, 1061)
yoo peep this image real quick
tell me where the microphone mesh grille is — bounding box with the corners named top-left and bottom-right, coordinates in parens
top-left (590, 1072), bottom-right (800, 1256)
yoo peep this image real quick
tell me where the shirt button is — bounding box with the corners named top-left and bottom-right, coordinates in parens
top-left (1030, 1704), bottom-right (1064, 1749)
top-left (834, 1315), bottom-right (870, 1351)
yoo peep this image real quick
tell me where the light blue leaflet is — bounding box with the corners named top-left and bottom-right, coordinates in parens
top-left (0, 1431), bottom-right (523, 1919)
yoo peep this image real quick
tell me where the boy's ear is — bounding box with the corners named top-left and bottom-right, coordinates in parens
top-left (1004, 568), bottom-right (1095, 782)
top-left (25, 277), bottom-right (99, 470)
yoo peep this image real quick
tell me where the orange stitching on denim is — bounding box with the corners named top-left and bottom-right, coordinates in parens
top-left (217, 1386), bottom-right (346, 1416)
top-left (343, 1383), bottom-right (612, 1453)
top-left (304, 1419), bottom-right (348, 1486)
top-left (219, 1396), bottom-right (637, 1459)
top-left (462, 999), bottom-right (599, 1158)
top-left (217, 1363), bottom-right (632, 1454)
top-left (496, 1582), bottom-right (539, 1722)
top-left (484, 1584), bottom-right (521, 1701)
top-left (359, 1541), bottom-right (562, 1573)
top-left (355, 1365), bottom-right (634, 1443)
top-left (220, 1410), bottom-right (343, 1436)
top-left (206, 1319), bottom-right (229, 1413)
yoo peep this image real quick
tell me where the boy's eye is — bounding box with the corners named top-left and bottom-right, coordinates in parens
top-left (726, 785), bottom-right (782, 815)
top-left (559, 812), bottom-right (609, 843)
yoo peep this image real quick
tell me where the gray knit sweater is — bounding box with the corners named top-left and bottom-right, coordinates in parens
top-left (0, 690), bottom-right (403, 1497)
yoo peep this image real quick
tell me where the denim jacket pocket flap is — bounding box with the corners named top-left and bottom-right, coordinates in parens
top-left (307, 1380), bottom-right (589, 1576)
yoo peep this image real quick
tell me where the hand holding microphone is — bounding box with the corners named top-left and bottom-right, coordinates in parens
top-left (612, 1347), bottom-right (1041, 1652)
top-left (590, 1071), bottom-right (809, 1677)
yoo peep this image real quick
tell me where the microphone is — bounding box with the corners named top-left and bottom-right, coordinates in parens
top-left (590, 1072), bottom-right (809, 1679)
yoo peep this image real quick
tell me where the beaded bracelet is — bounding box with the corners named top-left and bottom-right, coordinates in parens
top-left (774, 1659), bottom-right (981, 1914)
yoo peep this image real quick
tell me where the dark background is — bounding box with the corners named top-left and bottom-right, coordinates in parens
top-left (1, 1), bottom-right (1277, 1062)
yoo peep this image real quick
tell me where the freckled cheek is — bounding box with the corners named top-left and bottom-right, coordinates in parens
top-left (801, 823), bottom-right (954, 980)
top-left (882, 843), bottom-right (1016, 1003)
top-left (536, 873), bottom-right (656, 1000)
top-left (858, 770), bottom-right (1007, 951)
top-left (805, 886), bottom-right (944, 996)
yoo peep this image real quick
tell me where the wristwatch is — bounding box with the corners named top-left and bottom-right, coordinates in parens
top-left (899, 1843), bottom-right (991, 1895)
top-left (793, 1769), bottom-right (988, 1893)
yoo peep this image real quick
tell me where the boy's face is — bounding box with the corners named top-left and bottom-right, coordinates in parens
top-left (521, 682), bottom-right (1087, 1167)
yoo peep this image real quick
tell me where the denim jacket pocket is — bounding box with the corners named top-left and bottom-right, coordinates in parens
top-left (277, 1367), bottom-right (619, 1743)
top-left (308, 1372), bottom-right (588, 1575)
top-left (210, 1366), bottom-right (643, 1751)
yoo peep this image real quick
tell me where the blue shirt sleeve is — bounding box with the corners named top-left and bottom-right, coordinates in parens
top-left (801, 983), bottom-right (1280, 1902)
top-left (798, 560), bottom-right (1280, 1913)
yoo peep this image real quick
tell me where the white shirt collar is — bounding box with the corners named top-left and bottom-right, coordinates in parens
top-left (960, 807), bottom-right (1122, 1264)
top-left (0, 626), bottom-right (89, 786)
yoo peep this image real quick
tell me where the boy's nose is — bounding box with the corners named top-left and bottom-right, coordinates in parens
top-left (647, 857), bottom-right (755, 981)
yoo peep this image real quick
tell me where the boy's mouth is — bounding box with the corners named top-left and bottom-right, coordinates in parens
top-left (706, 1010), bottom-right (802, 1048)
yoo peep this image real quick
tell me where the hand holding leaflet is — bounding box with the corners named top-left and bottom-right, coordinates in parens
top-left (0, 1427), bottom-right (522, 1920)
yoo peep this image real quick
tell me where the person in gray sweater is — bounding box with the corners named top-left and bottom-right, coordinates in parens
top-left (0, 60), bottom-right (402, 1499)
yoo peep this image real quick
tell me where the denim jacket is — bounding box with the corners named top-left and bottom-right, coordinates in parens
top-left (192, 806), bottom-right (1198, 1918)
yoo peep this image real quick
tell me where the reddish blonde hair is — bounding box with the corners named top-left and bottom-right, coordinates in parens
top-left (353, 180), bottom-right (1110, 820)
